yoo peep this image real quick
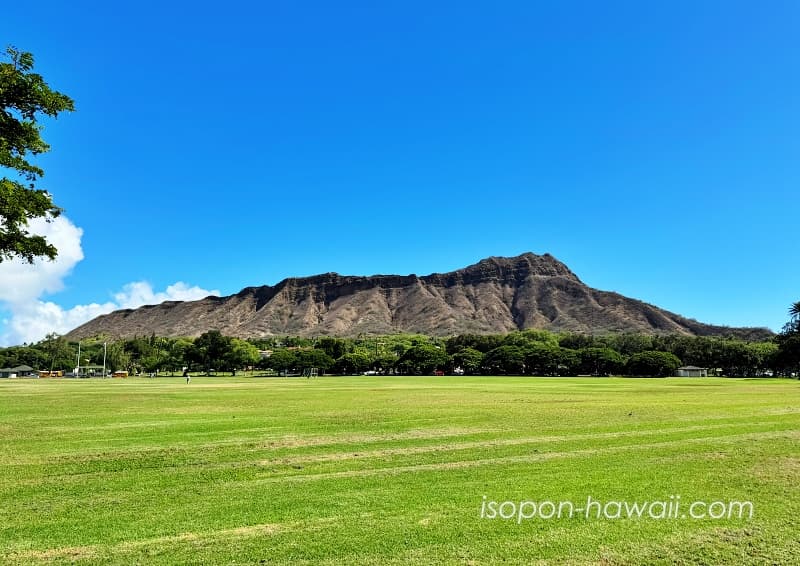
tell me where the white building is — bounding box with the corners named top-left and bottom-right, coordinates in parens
top-left (675, 366), bottom-right (708, 377)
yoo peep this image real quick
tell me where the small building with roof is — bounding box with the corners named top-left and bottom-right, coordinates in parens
top-left (675, 366), bottom-right (708, 377)
top-left (0, 365), bottom-right (37, 378)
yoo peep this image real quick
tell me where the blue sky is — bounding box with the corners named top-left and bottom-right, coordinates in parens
top-left (1, 1), bottom-right (798, 344)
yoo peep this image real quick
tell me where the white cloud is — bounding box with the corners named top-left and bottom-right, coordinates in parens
top-left (112, 281), bottom-right (217, 309)
top-left (1, 300), bottom-right (116, 346)
top-left (0, 216), bottom-right (84, 304)
top-left (0, 216), bottom-right (220, 346)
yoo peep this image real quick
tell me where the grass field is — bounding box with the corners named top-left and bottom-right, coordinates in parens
top-left (1, 376), bottom-right (798, 565)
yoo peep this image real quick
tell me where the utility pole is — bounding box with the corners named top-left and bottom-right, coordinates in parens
top-left (102, 342), bottom-right (107, 378)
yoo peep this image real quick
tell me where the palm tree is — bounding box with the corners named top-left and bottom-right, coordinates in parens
top-left (783, 301), bottom-right (800, 335)
top-left (790, 301), bottom-right (800, 323)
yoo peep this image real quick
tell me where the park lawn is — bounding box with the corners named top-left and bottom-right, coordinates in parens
top-left (0, 376), bottom-right (798, 565)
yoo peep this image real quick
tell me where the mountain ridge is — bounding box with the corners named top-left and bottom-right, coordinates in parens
top-left (65, 253), bottom-right (772, 341)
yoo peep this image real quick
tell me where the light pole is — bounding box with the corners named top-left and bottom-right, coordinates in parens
top-left (75, 341), bottom-right (81, 378)
top-left (102, 342), bottom-right (107, 378)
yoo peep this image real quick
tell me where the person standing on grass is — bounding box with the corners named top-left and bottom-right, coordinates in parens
top-left (183, 369), bottom-right (190, 384)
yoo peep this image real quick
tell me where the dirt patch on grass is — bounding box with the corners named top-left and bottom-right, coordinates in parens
top-left (253, 427), bottom-right (500, 450)
top-left (648, 450), bottom-right (731, 464)
top-left (4, 545), bottom-right (98, 563)
top-left (599, 526), bottom-right (799, 565)
top-left (751, 456), bottom-right (800, 483)
top-left (5, 521), bottom-right (295, 564)
top-left (117, 522), bottom-right (285, 549)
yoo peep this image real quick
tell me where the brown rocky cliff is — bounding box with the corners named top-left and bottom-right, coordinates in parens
top-left (65, 252), bottom-right (772, 340)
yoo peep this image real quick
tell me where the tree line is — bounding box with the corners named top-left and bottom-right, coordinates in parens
top-left (3, 304), bottom-right (800, 377)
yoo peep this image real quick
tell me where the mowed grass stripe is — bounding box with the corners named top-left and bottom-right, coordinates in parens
top-left (1, 418), bottom-right (795, 486)
top-left (2, 413), bottom-right (795, 497)
top-left (4, 429), bottom-right (796, 508)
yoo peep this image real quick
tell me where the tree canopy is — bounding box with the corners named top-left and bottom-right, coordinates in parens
top-left (1, 46), bottom-right (74, 263)
top-left (775, 300), bottom-right (800, 376)
top-left (3, 327), bottom-right (793, 378)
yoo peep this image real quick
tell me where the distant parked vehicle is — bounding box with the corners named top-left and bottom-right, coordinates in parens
top-left (38, 370), bottom-right (64, 378)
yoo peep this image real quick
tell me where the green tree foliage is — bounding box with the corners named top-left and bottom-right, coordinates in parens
top-left (165, 338), bottom-right (194, 371)
top-left (606, 333), bottom-right (654, 356)
top-left (775, 301), bottom-right (800, 377)
top-left (0, 345), bottom-right (47, 368)
top-left (76, 341), bottom-right (101, 369)
top-left (395, 343), bottom-right (449, 375)
top-left (789, 301), bottom-right (800, 326)
top-left (105, 341), bottom-right (131, 372)
top-left (315, 337), bottom-right (348, 359)
top-left (579, 347), bottom-right (625, 376)
top-left (335, 351), bottom-right (372, 374)
top-left (1, 329), bottom-right (788, 379)
top-left (294, 348), bottom-right (334, 372)
top-left (38, 333), bottom-right (73, 371)
top-left (482, 345), bottom-right (525, 375)
top-left (747, 342), bottom-right (778, 374)
top-left (775, 334), bottom-right (800, 376)
top-left (708, 340), bottom-right (775, 377)
top-left (225, 338), bottom-right (261, 374)
top-left (140, 351), bottom-right (166, 373)
top-left (522, 343), bottom-right (561, 375)
top-left (625, 351), bottom-right (681, 377)
top-left (451, 347), bottom-right (484, 375)
top-left (556, 348), bottom-right (581, 376)
top-left (1, 47), bottom-right (74, 263)
top-left (371, 354), bottom-right (398, 373)
top-left (558, 332), bottom-right (595, 350)
top-left (504, 329), bottom-right (560, 348)
top-left (677, 336), bottom-right (716, 368)
top-left (264, 348), bottom-right (296, 374)
top-left (445, 333), bottom-right (504, 354)
top-left (282, 336), bottom-right (314, 348)
top-left (247, 337), bottom-right (279, 350)
top-left (187, 330), bottom-right (232, 373)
